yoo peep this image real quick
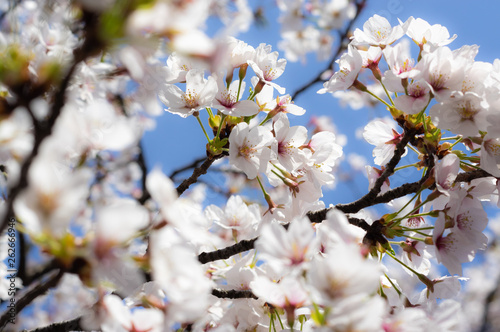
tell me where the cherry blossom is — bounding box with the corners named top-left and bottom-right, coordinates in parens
top-left (363, 119), bottom-right (407, 166)
top-left (403, 17), bottom-right (457, 50)
top-left (255, 217), bottom-right (319, 275)
top-left (272, 114), bottom-right (308, 171)
top-left (480, 133), bottom-right (500, 177)
top-left (213, 77), bottom-right (259, 117)
top-left (159, 69), bottom-right (217, 118)
top-left (317, 44), bottom-right (363, 94)
top-left (248, 43), bottom-right (287, 94)
top-left (228, 122), bottom-right (275, 179)
top-left (393, 79), bottom-right (431, 114)
top-left (351, 14), bottom-right (404, 47)
top-left (4, 5), bottom-right (500, 331)
top-left (430, 94), bottom-right (488, 136)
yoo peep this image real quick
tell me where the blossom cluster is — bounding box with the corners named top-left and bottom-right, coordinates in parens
top-left (0, 1), bottom-right (499, 332)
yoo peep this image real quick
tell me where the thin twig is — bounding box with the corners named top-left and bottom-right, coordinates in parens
top-left (136, 141), bottom-right (151, 205)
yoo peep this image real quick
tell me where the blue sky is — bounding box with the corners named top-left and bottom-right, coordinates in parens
top-left (142, 0), bottom-right (500, 209)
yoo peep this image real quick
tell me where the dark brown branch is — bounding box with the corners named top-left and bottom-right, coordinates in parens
top-left (0, 270), bottom-right (64, 329)
top-left (170, 156), bottom-right (207, 180)
top-left (309, 161), bottom-right (495, 225)
top-left (335, 128), bottom-right (416, 214)
top-left (198, 215), bottom-right (372, 265)
top-left (291, 0), bottom-right (367, 100)
top-left (198, 238), bottom-right (257, 264)
top-left (21, 317), bottom-right (86, 332)
top-left (455, 169), bottom-right (492, 183)
top-left (21, 259), bottom-right (60, 289)
top-left (212, 288), bottom-right (257, 300)
top-left (176, 154), bottom-right (225, 196)
top-left (347, 217), bottom-right (370, 231)
top-left (136, 142), bottom-right (151, 205)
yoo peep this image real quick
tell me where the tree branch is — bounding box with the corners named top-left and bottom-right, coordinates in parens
top-left (176, 154), bottom-right (225, 196)
top-left (136, 141), bottom-right (151, 205)
top-left (21, 317), bottom-right (86, 332)
top-left (170, 156), bottom-right (207, 180)
top-left (291, 0), bottom-right (367, 100)
top-left (212, 288), bottom-right (257, 300)
top-left (198, 238), bottom-right (257, 264)
top-left (308, 161), bottom-right (495, 225)
top-left (0, 269), bottom-right (64, 330)
top-left (335, 127), bottom-right (416, 214)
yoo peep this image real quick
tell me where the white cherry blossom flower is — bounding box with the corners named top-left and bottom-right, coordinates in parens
top-left (301, 130), bottom-right (343, 188)
top-left (430, 94), bottom-right (488, 137)
top-left (351, 14), bottom-right (404, 47)
top-left (366, 166), bottom-right (390, 193)
top-left (255, 217), bottom-right (319, 275)
top-left (164, 52), bottom-right (207, 84)
top-left (307, 244), bottom-right (381, 306)
top-left (414, 46), bottom-right (467, 101)
top-left (393, 79), bottom-right (431, 114)
top-left (213, 76), bottom-right (259, 116)
top-left (480, 135), bottom-right (500, 177)
top-left (101, 294), bottom-right (164, 332)
top-left (318, 45), bottom-right (363, 94)
top-left (228, 122), bottom-right (275, 179)
top-left (225, 36), bottom-right (256, 69)
top-left (278, 26), bottom-right (320, 63)
top-left (363, 119), bottom-right (407, 166)
top-left (14, 156), bottom-right (91, 236)
top-left (159, 69), bottom-right (217, 118)
top-left (264, 93), bottom-right (306, 116)
top-left (248, 43), bottom-right (287, 94)
top-left (382, 39), bottom-right (420, 92)
top-left (204, 195), bottom-right (260, 240)
top-left (432, 212), bottom-right (477, 276)
top-left (434, 153), bottom-right (460, 196)
top-left (150, 226), bottom-right (212, 324)
top-left (400, 236), bottom-right (432, 276)
top-left (250, 276), bottom-right (309, 324)
top-left (317, 0), bottom-right (356, 30)
top-left (402, 17), bottom-right (457, 50)
top-left (273, 114), bottom-right (308, 171)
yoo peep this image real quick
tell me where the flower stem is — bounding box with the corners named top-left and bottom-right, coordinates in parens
top-left (195, 114), bottom-right (211, 143)
top-left (216, 114), bottom-right (227, 139)
top-left (408, 144), bottom-right (420, 155)
top-left (365, 88), bottom-right (391, 108)
top-left (379, 80), bottom-right (395, 105)
top-left (386, 250), bottom-right (420, 276)
top-left (394, 163), bottom-right (419, 172)
top-left (206, 107), bottom-right (214, 119)
top-left (448, 136), bottom-right (464, 150)
top-left (384, 273), bottom-right (402, 296)
top-left (460, 161), bottom-right (481, 169)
